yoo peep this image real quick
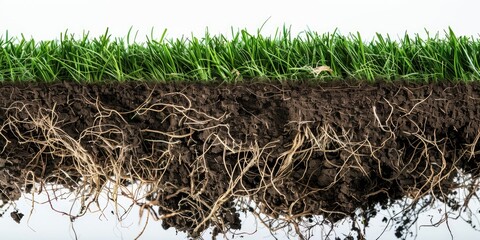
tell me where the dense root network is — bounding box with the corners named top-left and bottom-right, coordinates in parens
top-left (0, 81), bottom-right (480, 239)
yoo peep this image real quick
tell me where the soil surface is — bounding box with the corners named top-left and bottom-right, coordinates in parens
top-left (0, 80), bottom-right (479, 239)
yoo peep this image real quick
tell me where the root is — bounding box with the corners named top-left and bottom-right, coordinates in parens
top-left (0, 84), bottom-right (478, 240)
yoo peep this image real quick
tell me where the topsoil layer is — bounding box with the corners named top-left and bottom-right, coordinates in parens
top-left (0, 80), bottom-right (479, 239)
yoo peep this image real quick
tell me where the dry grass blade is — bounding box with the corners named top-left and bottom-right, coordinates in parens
top-left (311, 65), bottom-right (333, 76)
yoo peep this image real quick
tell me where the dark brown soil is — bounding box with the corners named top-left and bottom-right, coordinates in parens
top-left (0, 80), bottom-right (479, 239)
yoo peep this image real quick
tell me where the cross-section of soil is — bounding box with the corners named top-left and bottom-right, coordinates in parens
top-left (0, 80), bottom-right (479, 239)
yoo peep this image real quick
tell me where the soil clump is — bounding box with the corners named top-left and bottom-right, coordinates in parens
top-left (0, 80), bottom-right (479, 239)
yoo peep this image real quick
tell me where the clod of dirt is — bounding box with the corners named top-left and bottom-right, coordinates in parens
top-left (10, 211), bottom-right (24, 224)
top-left (0, 80), bottom-right (479, 239)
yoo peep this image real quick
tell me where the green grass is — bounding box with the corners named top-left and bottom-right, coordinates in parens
top-left (1, 27), bottom-right (479, 83)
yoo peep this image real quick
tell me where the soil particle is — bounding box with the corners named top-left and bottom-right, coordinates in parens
top-left (10, 210), bottom-right (24, 224)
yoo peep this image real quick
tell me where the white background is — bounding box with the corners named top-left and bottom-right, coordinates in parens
top-left (1, 0), bottom-right (480, 239)
top-left (1, 0), bottom-right (479, 41)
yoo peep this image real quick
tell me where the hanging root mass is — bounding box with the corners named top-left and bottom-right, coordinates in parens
top-left (0, 81), bottom-right (480, 239)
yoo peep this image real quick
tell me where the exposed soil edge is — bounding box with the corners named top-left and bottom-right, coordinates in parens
top-left (0, 80), bottom-right (479, 239)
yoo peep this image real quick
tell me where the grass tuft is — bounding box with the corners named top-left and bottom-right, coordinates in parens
top-left (1, 27), bottom-right (480, 82)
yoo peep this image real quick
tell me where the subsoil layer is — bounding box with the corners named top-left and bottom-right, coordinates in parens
top-left (1, 80), bottom-right (480, 239)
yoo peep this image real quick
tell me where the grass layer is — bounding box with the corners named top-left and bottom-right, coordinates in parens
top-left (1, 28), bottom-right (480, 82)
